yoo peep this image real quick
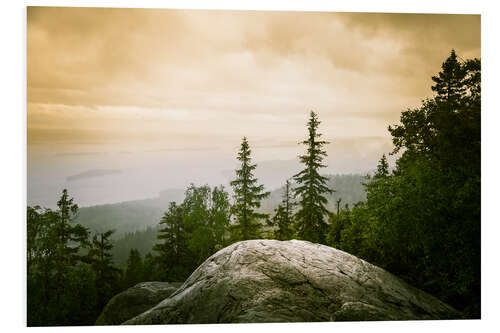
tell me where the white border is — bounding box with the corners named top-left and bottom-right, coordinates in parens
top-left (3, 0), bottom-right (499, 332)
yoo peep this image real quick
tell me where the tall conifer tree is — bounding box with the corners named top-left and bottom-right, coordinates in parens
top-left (293, 111), bottom-right (333, 244)
top-left (230, 137), bottom-right (270, 241)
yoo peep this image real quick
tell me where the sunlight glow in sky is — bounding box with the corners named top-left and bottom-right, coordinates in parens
top-left (26, 7), bottom-right (480, 207)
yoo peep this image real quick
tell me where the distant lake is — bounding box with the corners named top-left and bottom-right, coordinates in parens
top-left (27, 142), bottom-right (380, 209)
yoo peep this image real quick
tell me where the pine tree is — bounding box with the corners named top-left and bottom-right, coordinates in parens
top-left (142, 252), bottom-right (158, 281)
top-left (268, 179), bottom-right (295, 240)
top-left (230, 137), bottom-right (270, 241)
top-left (123, 248), bottom-right (143, 288)
top-left (153, 202), bottom-right (190, 281)
top-left (293, 111), bottom-right (333, 244)
top-left (54, 189), bottom-right (89, 269)
top-left (27, 205), bottom-right (44, 274)
top-left (87, 230), bottom-right (120, 311)
top-left (431, 49), bottom-right (467, 111)
top-left (375, 154), bottom-right (389, 178)
top-left (27, 190), bottom-right (96, 326)
top-left (49, 189), bottom-right (90, 317)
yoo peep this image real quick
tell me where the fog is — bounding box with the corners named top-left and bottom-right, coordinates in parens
top-left (27, 135), bottom-right (395, 208)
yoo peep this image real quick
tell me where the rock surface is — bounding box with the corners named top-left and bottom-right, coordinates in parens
top-left (124, 240), bottom-right (461, 324)
top-left (95, 282), bottom-right (183, 325)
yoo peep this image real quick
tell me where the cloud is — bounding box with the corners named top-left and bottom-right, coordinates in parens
top-left (337, 13), bottom-right (480, 85)
top-left (27, 7), bottom-right (480, 154)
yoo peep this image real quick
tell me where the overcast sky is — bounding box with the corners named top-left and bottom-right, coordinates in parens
top-left (26, 7), bottom-right (481, 206)
top-left (27, 8), bottom-right (480, 151)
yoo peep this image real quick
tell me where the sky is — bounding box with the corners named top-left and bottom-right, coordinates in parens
top-left (26, 7), bottom-right (481, 207)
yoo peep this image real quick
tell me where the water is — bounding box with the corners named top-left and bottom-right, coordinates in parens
top-left (27, 139), bottom-right (392, 209)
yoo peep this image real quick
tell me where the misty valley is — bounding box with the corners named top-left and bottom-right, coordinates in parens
top-left (77, 173), bottom-right (366, 265)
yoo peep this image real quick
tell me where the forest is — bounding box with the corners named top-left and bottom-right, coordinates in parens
top-left (26, 50), bottom-right (480, 325)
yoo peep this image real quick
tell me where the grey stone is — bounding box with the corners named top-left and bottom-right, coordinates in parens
top-left (124, 240), bottom-right (461, 324)
top-left (95, 281), bottom-right (183, 325)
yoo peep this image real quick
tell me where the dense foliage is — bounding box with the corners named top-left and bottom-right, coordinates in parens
top-left (152, 184), bottom-right (232, 281)
top-left (325, 50), bottom-right (481, 317)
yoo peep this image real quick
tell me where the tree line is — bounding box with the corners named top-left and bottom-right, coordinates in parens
top-left (108, 174), bottom-right (366, 268)
top-left (27, 50), bottom-right (480, 325)
top-left (27, 190), bottom-right (119, 325)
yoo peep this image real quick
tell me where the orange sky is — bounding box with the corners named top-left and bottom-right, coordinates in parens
top-left (27, 7), bottom-right (480, 156)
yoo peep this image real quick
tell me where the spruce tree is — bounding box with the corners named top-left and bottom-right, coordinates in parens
top-left (153, 202), bottom-right (190, 280)
top-left (87, 230), bottom-right (120, 312)
top-left (431, 49), bottom-right (467, 111)
top-left (293, 111), bottom-right (333, 244)
top-left (230, 137), bottom-right (270, 241)
top-left (27, 190), bottom-right (95, 326)
top-left (268, 179), bottom-right (295, 240)
top-left (49, 189), bottom-right (90, 319)
top-left (123, 248), bottom-right (143, 288)
top-left (142, 252), bottom-right (157, 281)
top-left (54, 189), bottom-right (89, 268)
top-left (375, 154), bottom-right (389, 178)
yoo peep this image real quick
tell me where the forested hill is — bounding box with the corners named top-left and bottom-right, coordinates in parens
top-left (74, 189), bottom-right (184, 237)
top-left (75, 173), bottom-right (367, 240)
top-left (76, 173), bottom-right (367, 266)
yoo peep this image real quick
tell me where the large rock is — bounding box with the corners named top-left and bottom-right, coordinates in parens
top-left (124, 240), bottom-right (461, 324)
top-left (95, 282), bottom-right (183, 325)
